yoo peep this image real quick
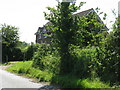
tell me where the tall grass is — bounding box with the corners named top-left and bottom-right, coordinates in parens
top-left (6, 61), bottom-right (110, 88)
top-left (6, 61), bottom-right (53, 82)
top-left (52, 75), bottom-right (110, 88)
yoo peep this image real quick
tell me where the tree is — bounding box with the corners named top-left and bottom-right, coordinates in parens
top-left (44, 1), bottom-right (85, 74)
top-left (73, 8), bottom-right (108, 47)
top-left (97, 16), bottom-right (120, 83)
top-left (109, 16), bottom-right (120, 82)
top-left (44, 0), bottom-right (109, 74)
top-left (1, 24), bottom-right (19, 63)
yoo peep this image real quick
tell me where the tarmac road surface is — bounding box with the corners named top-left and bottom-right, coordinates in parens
top-left (0, 69), bottom-right (53, 90)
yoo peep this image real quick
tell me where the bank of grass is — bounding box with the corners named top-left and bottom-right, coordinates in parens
top-left (52, 75), bottom-right (110, 88)
top-left (6, 61), bottom-right (53, 82)
top-left (6, 61), bottom-right (110, 88)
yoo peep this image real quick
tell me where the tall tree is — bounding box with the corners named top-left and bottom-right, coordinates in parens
top-left (1, 24), bottom-right (19, 63)
top-left (98, 16), bottom-right (120, 83)
top-left (44, 1), bottom-right (85, 74)
top-left (44, 0), bottom-right (108, 75)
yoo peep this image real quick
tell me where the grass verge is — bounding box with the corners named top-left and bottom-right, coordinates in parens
top-left (6, 61), bottom-right (53, 82)
top-left (52, 75), bottom-right (110, 88)
top-left (6, 61), bottom-right (110, 88)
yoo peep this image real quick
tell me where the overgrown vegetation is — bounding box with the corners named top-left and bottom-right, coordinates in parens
top-left (1, 24), bottom-right (22, 63)
top-left (6, 61), bottom-right (53, 82)
top-left (32, 43), bottom-right (60, 74)
top-left (6, 61), bottom-right (110, 88)
top-left (44, 1), bottom-right (108, 75)
top-left (2, 0), bottom-right (120, 88)
top-left (0, 24), bottom-right (39, 62)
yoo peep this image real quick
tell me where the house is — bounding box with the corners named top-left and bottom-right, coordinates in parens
top-left (35, 26), bottom-right (51, 43)
top-left (35, 8), bottom-right (108, 43)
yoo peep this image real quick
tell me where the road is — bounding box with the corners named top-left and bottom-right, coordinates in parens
top-left (0, 68), bottom-right (51, 90)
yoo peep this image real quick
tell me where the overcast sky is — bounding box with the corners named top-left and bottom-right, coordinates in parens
top-left (0, 0), bottom-right (119, 43)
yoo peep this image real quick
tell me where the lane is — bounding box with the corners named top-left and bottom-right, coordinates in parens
top-left (0, 69), bottom-right (44, 89)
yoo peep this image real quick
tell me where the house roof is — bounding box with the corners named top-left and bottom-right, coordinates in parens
top-left (45, 8), bottom-right (94, 25)
top-left (45, 8), bottom-right (94, 26)
top-left (35, 8), bottom-right (108, 34)
top-left (73, 8), bottom-right (94, 17)
top-left (44, 8), bottom-right (94, 26)
top-left (35, 27), bottom-right (44, 35)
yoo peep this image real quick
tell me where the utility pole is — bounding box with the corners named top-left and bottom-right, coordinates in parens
top-left (118, 1), bottom-right (120, 17)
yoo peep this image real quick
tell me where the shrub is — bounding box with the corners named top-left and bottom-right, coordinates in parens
top-left (69, 45), bottom-right (99, 78)
top-left (40, 54), bottom-right (60, 74)
top-left (32, 43), bottom-right (60, 74)
top-left (11, 48), bottom-right (23, 61)
top-left (32, 44), bottom-right (54, 69)
top-left (25, 43), bottom-right (40, 60)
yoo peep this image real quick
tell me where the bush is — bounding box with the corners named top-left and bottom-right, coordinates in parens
top-left (11, 48), bottom-right (24, 61)
top-left (25, 43), bottom-right (40, 60)
top-left (40, 54), bottom-right (60, 74)
top-left (69, 45), bottom-right (99, 78)
top-left (2, 47), bottom-right (24, 62)
top-left (32, 44), bottom-right (52, 68)
top-left (96, 33), bottom-right (120, 84)
top-left (32, 43), bottom-right (60, 74)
